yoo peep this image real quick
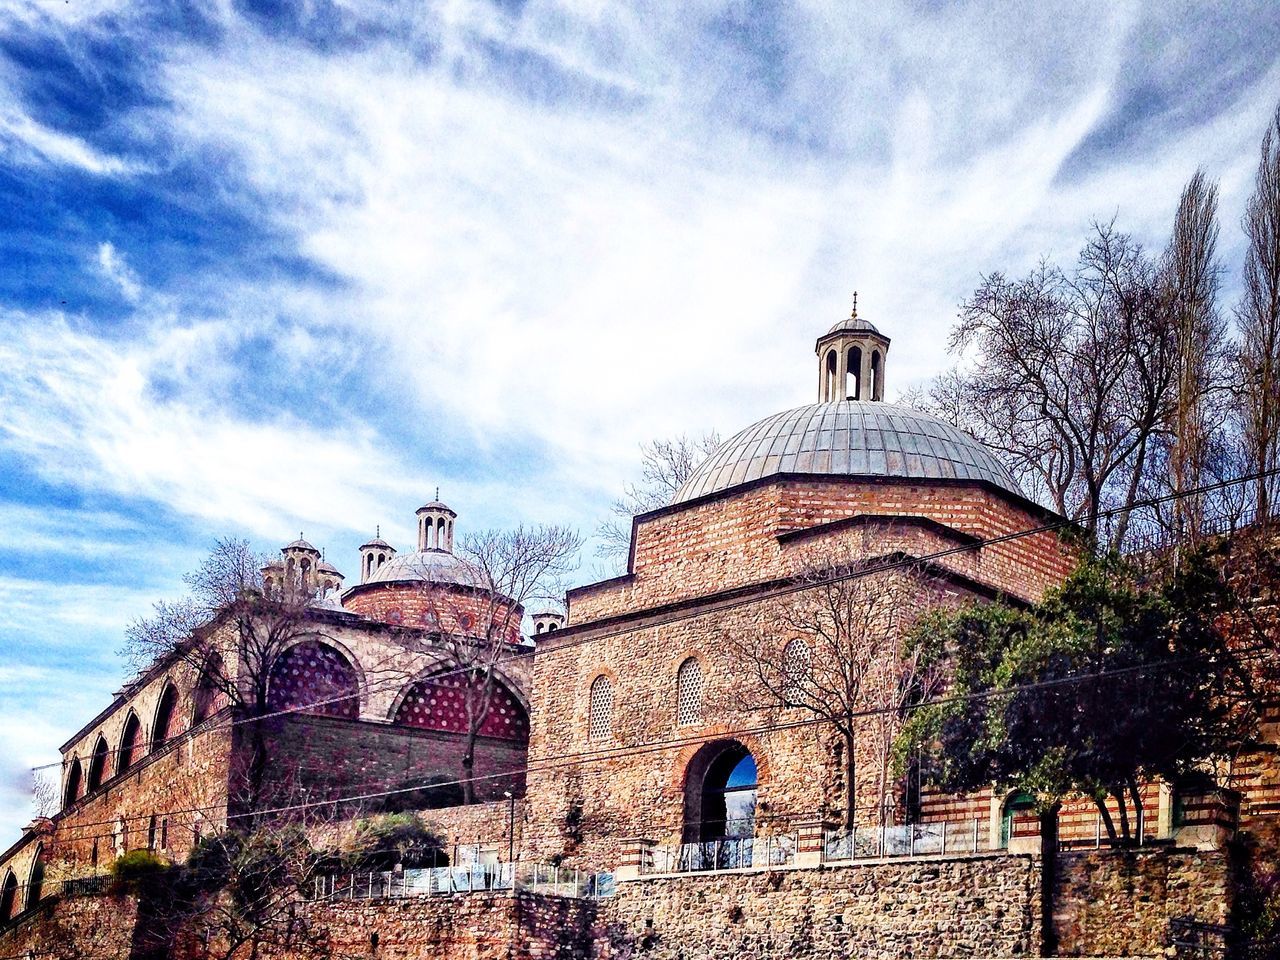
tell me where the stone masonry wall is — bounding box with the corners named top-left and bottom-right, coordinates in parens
top-left (1053, 847), bottom-right (1232, 955)
top-left (281, 891), bottom-right (596, 960)
top-left (596, 855), bottom-right (1042, 960)
top-left (0, 890), bottom-right (139, 960)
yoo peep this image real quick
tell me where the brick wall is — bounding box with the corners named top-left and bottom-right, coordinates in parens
top-left (343, 581), bottom-right (524, 645)
top-left (264, 713), bottom-right (528, 809)
top-left (569, 477), bottom-right (1073, 625)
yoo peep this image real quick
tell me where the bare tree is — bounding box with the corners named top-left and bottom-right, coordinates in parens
top-left (1238, 102), bottom-right (1280, 525)
top-left (1152, 170), bottom-right (1228, 543)
top-left (448, 524), bottom-right (583, 804)
top-left (122, 538), bottom-right (392, 816)
top-left (723, 544), bottom-right (942, 830)
top-left (596, 433), bottom-right (720, 564)
top-left (923, 224), bottom-right (1175, 547)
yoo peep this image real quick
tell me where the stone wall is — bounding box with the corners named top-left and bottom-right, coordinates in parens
top-left (1053, 847), bottom-right (1232, 955)
top-left (0, 890), bottom-right (139, 960)
top-left (596, 854), bottom-right (1042, 960)
top-left (286, 891), bottom-right (596, 960)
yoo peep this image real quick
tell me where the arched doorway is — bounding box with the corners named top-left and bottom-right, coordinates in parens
top-left (1000, 791), bottom-right (1036, 848)
top-left (681, 740), bottom-right (759, 870)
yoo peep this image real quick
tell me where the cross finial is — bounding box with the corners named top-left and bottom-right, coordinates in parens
top-left (435, 486), bottom-right (440, 501)
top-left (851, 291), bottom-right (858, 318)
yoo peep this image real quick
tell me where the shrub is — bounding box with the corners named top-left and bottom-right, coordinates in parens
top-left (110, 849), bottom-right (167, 885)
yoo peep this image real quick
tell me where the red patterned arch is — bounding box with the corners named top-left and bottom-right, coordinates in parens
top-left (267, 640), bottom-right (360, 720)
top-left (392, 673), bottom-right (528, 741)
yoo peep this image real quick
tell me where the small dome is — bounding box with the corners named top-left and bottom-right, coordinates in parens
top-left (673, 401), bottom-right (1022, 504)
top-left (825, 316), bottom-right (881, 336)
top-left (284, 537), bottom-right (319, 553)
top-left (362, 550), bottom-right (491, 590)
top-left (317, 560), bottom-right (341, 575)
top-left (417, 500), bottom-right (456, 516)
top-left (359, 535), bottom-right (393, 550)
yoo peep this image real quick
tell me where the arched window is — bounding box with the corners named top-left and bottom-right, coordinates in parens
top-left (846, 345), bottom-right (863, 399)
top-left (436, 517), bottom-right (446, 548)
top-left (26, 848), bottom-right (43, 909)
top-left (267, 641), bottom-right (361, 720)
top-left (87, 735), bottom-right (109, 791)
top-left (152, 683), bottom-right (182, 749)
top-left (91, 838), bottom-right (99, 870)
top-left (147, 814), bottom-right (157, 849)
top-left (117, 712), bottom-right (142, 775)
top-left (113, 817), bottom-right (125, 855)
top-left (588, 675), bottom-right (613, 743)
top-left (870, 350), bottom-right (883, 400)
top-left (825, 349), bottom-right (837, 400)
top-left (547, 623), bottom-right (557, 632)
top-left (676, 657), bottom-right (703, 727)
top-left (392, 673), bottom-right (528, 741)
top-left (782, 638), bottom-right (811, 699)
top-left (0, 871), bottom-right (16, 921)
top-left (63, 757), bottom-right (83, 809)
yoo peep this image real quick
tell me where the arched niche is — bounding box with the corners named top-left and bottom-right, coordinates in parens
top-left (266, 639), bottom-right (361, 720)
top-left (390, 671), bottom-right (529, 741)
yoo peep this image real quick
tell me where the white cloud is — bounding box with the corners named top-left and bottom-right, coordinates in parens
top-left (0, 108), bottom-right (140, 176)
top-left (96, 242), bottom-right (143, 302)
top-left (0, 311), bottom-right (416, 540)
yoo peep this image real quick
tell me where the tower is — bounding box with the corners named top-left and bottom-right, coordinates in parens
top-left (416, 496), bottom-right (457, 552)
top-left (532, 611), bottom-right (566, 635)
top-left (281, 535), bottom-right (321, 593)
top-left (358, 528), bottom-right (396, 584)
top-left (815, 293), bottom-right (890, 403)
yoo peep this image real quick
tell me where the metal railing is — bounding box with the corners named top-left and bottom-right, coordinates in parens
top-left (1168, 916), bottom-right (1230, 960)
top-left (311, 862), bottom-right (614, 901)
top-left (823, 820), bottom-right (990, 861)
top-left (1058, 809), bottom-right (1157, 850)
top-left (642, 833), bottom-right (797, 875)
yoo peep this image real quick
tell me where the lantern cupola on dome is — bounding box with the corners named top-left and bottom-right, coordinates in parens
top-left (816, 292), bottom-right (889, 402)
top-left (417, 491), bottom-right (457, 553)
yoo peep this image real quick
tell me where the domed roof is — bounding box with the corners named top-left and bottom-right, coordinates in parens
top-left (824, 316), bottom-right (881, 337)
top-left (361, 549), bottom-right (490, 590)
top-left (673, 401), bottom-right (1022, 504)
top-left (283, 537), bottom-right (319, 553)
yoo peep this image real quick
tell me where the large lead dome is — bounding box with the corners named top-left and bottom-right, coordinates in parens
top-left (673, 400), bottom-right (1023, 505)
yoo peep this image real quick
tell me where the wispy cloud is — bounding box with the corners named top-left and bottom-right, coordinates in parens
top-left (95, 242), bottom-right (143, 302)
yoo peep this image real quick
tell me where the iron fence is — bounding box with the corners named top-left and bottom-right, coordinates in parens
top-left (311, 862), bottom-right (614, 901)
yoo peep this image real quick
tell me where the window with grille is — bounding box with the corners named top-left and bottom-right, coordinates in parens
top-left (676, 657), bottom-right (703, 727)
top-left (588, 675), bottom-right (613, 742)
top-left (782, 638), bottom-right (811, 698)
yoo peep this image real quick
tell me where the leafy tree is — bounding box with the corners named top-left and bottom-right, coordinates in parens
top-left (899, 552), bottom-right (1252, 846)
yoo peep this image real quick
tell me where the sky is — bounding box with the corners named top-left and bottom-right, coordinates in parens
top-left (0, 0), bottom-right (1278, 847)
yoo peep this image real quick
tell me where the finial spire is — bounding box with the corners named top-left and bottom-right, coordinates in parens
top-left (376, 524), bottom-right (380, 538)
top-left (435, 486), bottom-right (440, 501)
top-left (851, 291), bottom-right (858, 319)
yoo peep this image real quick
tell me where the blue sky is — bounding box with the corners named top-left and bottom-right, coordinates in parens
top-left (1, 0), bottom-right (1278, 845)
